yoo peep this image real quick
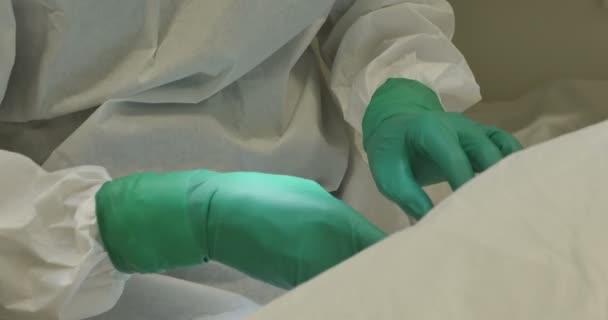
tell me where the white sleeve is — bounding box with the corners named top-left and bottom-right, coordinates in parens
top-left (322, 0), bottom-right (481, 135)
top-left (0, 151), bottom-right (128, 320)
top-left (0, 0), bottom-right (15, 104)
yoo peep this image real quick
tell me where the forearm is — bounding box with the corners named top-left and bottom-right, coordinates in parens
top-left (323, 0), bottom-right (481, 135)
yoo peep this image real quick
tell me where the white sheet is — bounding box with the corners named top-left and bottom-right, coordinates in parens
top-left (248, 79), bottom-right (608, 319)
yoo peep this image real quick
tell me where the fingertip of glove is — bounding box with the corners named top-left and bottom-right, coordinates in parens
top-left (398, 197), bottom-right (432, 221)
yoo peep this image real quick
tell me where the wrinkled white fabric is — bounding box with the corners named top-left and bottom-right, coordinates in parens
top-left (0, 0), bottom-right (478, 184)
top-left (249, 112), bottom-right (608, 320)
top-left (0, 151), bottom-right (126, 320)
top-left (86, 274), bottom-right (259, 320)
top-left (0, 0), bottom-right (479, 319)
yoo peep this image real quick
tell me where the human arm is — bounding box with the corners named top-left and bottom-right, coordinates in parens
top-left (322, 0), bottom-right (521, 218)
top-left (0, 150), bottom-right (384, 319)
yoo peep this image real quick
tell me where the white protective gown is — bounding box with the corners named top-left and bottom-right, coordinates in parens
top-left (0, 0), bottom-right (480, 319)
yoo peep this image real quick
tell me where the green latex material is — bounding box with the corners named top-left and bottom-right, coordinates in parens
top-left (96, 170), bottom-right (385, 289)
top-left (363, 78), bottom-right (522, 220)
top-left (95, 170), bottom-right (217, 273)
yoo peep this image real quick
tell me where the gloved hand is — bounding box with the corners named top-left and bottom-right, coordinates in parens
top-left (96, 170), bottom-right (385, 289)
top-left (363, 78), bottom-right (522, 219)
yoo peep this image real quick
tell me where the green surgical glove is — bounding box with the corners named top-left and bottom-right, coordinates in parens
top-left (363, 78), bottom-right (522, 219)
top-left (96, 170), bottom-right (385, 289)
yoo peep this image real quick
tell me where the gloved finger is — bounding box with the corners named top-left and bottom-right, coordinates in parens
top-left (486, 126), bottom-right (523, 156)
top-left (460, 133), bottom-right (504, 172)
top-left (419, 129), bottom-right (475, 190)
top-left (368, 144), bottom-right (433, 219)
